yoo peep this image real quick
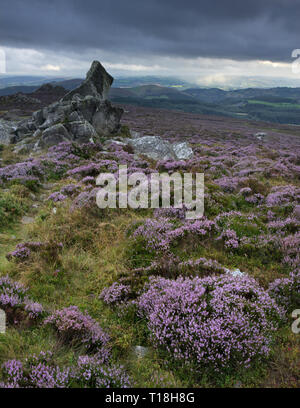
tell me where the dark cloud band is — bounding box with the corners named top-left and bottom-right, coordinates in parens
top-left (0, 0), bottom-right (299, 61)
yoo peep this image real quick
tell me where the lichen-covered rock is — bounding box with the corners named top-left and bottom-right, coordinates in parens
top-left (36, 124), bottom-right (71, 149)
top-left (127, 136), bottom-right (176, 161)
top-left (127, 135), bottom-right (193, 161)
top-left (0, 119), bottom-right (17, 145)
top-left (173, 142), bottom-right (194, 159)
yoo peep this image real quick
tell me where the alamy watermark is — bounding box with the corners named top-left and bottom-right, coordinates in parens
top-left (95, 165), bottom-right (204, 219)
top-left (291, 309), bottom-right (300, 334)
top-left (0, 48), bottom-right (6, 74)
top-left (0, 309), bottom-right (6, 334)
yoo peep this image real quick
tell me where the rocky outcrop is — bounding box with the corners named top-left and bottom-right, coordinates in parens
top-left (12, 61), bottom-right (123, 150)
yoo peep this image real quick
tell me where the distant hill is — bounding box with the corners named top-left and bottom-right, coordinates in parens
top-left (184, 87), bottom-right (300, 103)
top-left (2, 76), bottom-right (300, 125)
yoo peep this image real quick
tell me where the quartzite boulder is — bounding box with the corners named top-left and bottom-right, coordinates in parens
top-left (126, 135), bottom-right (194, 161)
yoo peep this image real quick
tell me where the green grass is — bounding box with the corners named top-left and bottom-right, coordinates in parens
top-left (248, 99), bottom-right (300, 109)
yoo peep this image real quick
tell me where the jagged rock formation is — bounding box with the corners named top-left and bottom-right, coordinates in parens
top-left (11, 61), bottom-right (123, 150)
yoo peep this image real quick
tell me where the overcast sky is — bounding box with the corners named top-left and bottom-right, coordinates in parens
top-left (1, 0), bottom-right (300, 85)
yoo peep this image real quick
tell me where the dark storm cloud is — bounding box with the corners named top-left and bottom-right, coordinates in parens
top-left (1, 0), bottom-right (300, 61)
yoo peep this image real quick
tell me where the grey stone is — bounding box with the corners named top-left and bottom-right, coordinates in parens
top-left (92, 100), bottom-right (123, 136)
top-left (127, 135), bottom-right (194, 161)
top-left (132, 346), bottom-right (149, 359)
top-left (21, 216), bottom-right (35, 224)
top-left (225, 268), bottom-right (245, 277)
top-left (66, 120), bottom-right (98, 143)
top-left (128, 136), bottom-right (176, 161)
top-left (62, 60), bottom-right (113, 102)
top-left (0, 119), bottom-right (17, 145)
top-left (130, 130), bottom-right (141, 139)
top-left (254, 132), bottom-right (267, 140)
top-left (37, 124), bottom-right (71, 149)
top-left (173, 142), bottom-right (194, 160)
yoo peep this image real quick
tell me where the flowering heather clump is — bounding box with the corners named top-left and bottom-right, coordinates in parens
top-left (99, 282), bottom-right (131, 305)
top-left (138, 274), bottom-right (283, 371)
top-left (24, 300), bottom-right (44, 319)
top-left (0, 352), bottom-right (71, 388)
top-left (216, 229), bottom-right (239, 249)
top-left (132, 217), bottom-right (173, 251)
top-left (266, 185), bottom-right (300, 208)
top-left (73, 355), bottom-right (131, 388)
top-left (281, 232), bottom-right (300, 268)
top-left (6, 241), bottom-right (63, 263)
top-left (268, 270), bottom-right (300, 313)
top-left (44, 306), bottom-right (110, 358)
top-left (134, 255), bottom-right (227, 278)
top-left (47, 192), bottom-right (67, 202)
top-left (60, 184), bottom-right (81, 196)
top-left (0, 275), bottom-right (27, 309)
top-left (131, 216), bottom-right (216, 252)
top-left (81, 176), bottom-right (95, 185)
top-left (0, 276), bottom-right (44, 324)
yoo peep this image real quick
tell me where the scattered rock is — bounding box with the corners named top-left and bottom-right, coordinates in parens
top-left (225, 268), bottom-right (245, 277)
top-left (132, 346), bottom-right (149, 359)
top-left (172, 142), bottom-right (194, 160)
top-left (254, 132), bottom-right (267, 140)
top-left (21, 216), bottom-right (35, 224)
top-left (126, 135), bottom-right (194, 161)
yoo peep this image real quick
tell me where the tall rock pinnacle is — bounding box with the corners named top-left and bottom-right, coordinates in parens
top-left (62, 60), bottom-right (114, 102)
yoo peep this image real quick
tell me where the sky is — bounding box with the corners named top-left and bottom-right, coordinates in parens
top-left (1, 0), bottom-right (300, 87)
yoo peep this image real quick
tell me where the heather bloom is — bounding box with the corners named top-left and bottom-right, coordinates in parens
top-left (0, 276), bottom-right (44, 324)
top-left (268, 269), bottom-right (300, 313)
top-left (73, 355), bottom-right (131, 388)
top-left (131, 215), bottom-right (216, 252)
top-left (99, 282), bottom-right (131, 305)
top-left (0, 275), bottom-right (27, 309)
top-left (60, 183), bottom-right (81, 196)
top-left (6, 241), bottom-right (63, 263)
top-left (0, 352), bottom-right (71, 388)
top-left (134, 255), bottom-right (227, 278)
top-left (138, 274), bottom-right (283, 371)
top-left (44, 306), bottom-right (110, 358)
top-left (47, 192), bottom-right (67, 202)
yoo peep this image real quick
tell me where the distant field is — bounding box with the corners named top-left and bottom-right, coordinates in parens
top-left (248, 99), bottom-right (300, 109)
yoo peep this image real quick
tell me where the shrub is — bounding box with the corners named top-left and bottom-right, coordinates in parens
top-left (138, 274), bottom-right (283, 372)
top-left (0, 352), bottom-right (131, 388)
top-left (72, 355), bottom-right (131, 388)
top-left (6, 241), bottom-right (63, 264)
top-left (0, 352), bottom-right (71, 388)
top-left (44, 306), bottom-right (110, 358)
top-left (0, 275), bottom-right (44, 325)
top-left (0, 192), bottom-right (26, 229)
top-left (268, 269), bottom-right (300, 313)
top-left (99, 282), bottom-right (131, 306)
